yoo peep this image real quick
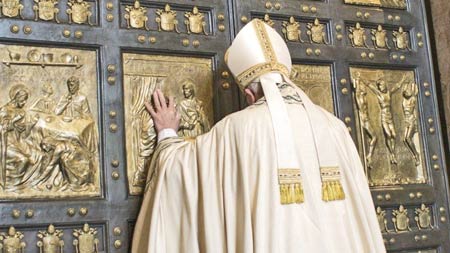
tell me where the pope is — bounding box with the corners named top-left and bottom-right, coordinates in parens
top-left (132, 19), bottom-right (385, 253)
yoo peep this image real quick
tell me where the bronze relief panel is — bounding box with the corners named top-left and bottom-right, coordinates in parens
top-left (349, 68), bottom-right (425, 187)
top-left (290, 64), bottom-right (333, 113)
top-left (122, 53), bottom-right (214, 195)
top-left (344, 0), bottom-right (407, 9)
top-left (0, 44), bottom-right (101, 199)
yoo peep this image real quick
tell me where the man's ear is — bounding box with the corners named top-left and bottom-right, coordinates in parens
top-left (244, 88), bottom-right (256, 105)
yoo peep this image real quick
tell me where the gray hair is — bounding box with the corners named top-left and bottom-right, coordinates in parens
top-left (246, 81), bottom-right (264, 98)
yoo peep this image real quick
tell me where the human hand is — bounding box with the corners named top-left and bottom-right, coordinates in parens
top-left (145, 89), bottom-right (180, 134)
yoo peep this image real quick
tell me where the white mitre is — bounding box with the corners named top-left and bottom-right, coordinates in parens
top-left (225, 19), bottom-right (303, 204)
top-left (225, 19), bottom-right (291, 89)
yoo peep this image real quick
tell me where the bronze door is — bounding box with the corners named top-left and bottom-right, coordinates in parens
top-left (231, 0), bottom-right (450, 252)
top-left (1, 0), bottom-right (449, 252)
top-left (0, 0), bottom-right (236, 252)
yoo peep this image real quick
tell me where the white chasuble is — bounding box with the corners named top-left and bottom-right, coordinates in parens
top-left (132, 84), bottom-right (386, 253)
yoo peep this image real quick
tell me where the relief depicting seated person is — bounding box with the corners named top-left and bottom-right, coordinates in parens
top-left (0, 85), bottom-right (41, 190)
top-left (55, 76), bottom-right (92, 120)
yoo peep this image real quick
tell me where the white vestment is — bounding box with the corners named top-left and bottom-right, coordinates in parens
top-left (132, 83), bottom-right (386, 253)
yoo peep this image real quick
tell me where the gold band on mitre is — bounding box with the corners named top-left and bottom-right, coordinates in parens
top-left (229, 19), bottom-right (290, 90)
top-left (236, 62), bottom-right (290, 90)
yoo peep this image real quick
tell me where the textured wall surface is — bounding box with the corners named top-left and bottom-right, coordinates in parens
top-left (428, 1), bottom-right (450, 142)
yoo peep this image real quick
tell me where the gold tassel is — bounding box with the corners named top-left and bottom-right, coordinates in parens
top-left (279, 183), bottom-right (304, 204)
top-left (320, 167), bottom-right (345, 202)
top-left (278, 168), bottom-right (304, 205)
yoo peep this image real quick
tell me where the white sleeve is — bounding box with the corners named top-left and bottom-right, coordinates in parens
top-left (157, 128), bottom-right (178, 143)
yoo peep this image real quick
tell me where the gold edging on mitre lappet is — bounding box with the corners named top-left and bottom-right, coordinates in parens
top-left (278, 168), bottom-right (304, 204)
top-left (235, 19), bottom-right (290, 89)
top-left (320, 166), bottom-right (345, 201)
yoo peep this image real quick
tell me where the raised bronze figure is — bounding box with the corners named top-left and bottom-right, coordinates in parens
top-left (124, 0), bottom-right (149, 30)
top-left (352, 72), bottom-right (377, 169)
top-left (156, 4), bottom-right (180, 33)
top-left (307, 18), bottom-right (329, 44)
top-left (402, 79), bottom-right (420, 166)
top-left (0, 227), bottom-right (26, 253)
top-left (282, 16), bottom-right (304, 43)
top-left (366, 74), bottom-right (407, 165)
top-left (393, 27), bottom-right (411, 51)
top-left (371, 25), bottom-right (391, 49)
top-left (349, 22), bottom-right (369, 48)
top-left (184, 6), bottom-right (208, 35)
top-left (55, 76), bottom-right (92, 120)
top-left (0, 85), bottom-right (39, 189)
top-left (178, 80), bottom-right (210, 138)
top-left (37, 224), bottom-right (64, 253)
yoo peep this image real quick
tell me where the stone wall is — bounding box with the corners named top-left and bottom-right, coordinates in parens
top-left (427, 1), bottom-right (450, 145)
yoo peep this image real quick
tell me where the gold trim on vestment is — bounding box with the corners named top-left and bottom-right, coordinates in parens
top-left (278, 168), bottom-right (304, 204)
top-left (320, 166), bottom-right (345, 201)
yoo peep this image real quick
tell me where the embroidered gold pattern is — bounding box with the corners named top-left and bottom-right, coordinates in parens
top-left (235, 19), bottom-right (290, 89)
top-left (236, 62), bottom-right (289, 89)
top-left (278, 168), bottom-right (304, 204)
top-left (320, 166), bottom-right (345, 201)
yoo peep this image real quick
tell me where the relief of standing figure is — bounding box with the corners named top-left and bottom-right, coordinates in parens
top-left (0, 85), bottom-right (40, 189)
top-left (352, 72), bottom-right (377, 169)
top-left (177, 80), bottom-right (210, 138)
top-left (55, 76), bottom-right (92, 120)
top-left (402, 78), bottom-right (420, 166)
top-left (366, 74), bottom-right (407, 165)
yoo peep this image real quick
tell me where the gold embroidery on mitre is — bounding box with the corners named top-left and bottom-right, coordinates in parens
top-left (235, 19), bottom-right (290, 89)
top-left (278, 168), bottom-right (304, 204)
top-left (320, 167), bottom-right (345, 202)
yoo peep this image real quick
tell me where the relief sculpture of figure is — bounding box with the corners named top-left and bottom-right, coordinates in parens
top-left (36, 136), bottom-right (94, 191)
top-left (30, 83), bottom-right (56, 114)
top-left (0, 85), bottom-right (40, 189)
top-left (55, 76), bottom-right (91, 120)
top-left (366, 74), bottom-right (407, 165)
top-left (177, 80), bottom-right (210, 138)
top-left (402, 78), bottom-right (420, 166)
top-left (352, 72), bottom-right (377, 169)
top-left (54, 76), bottom-right (97, 154)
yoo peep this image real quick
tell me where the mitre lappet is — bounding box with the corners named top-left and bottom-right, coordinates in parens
top-left (225, 19), bottom-right (345, 204)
